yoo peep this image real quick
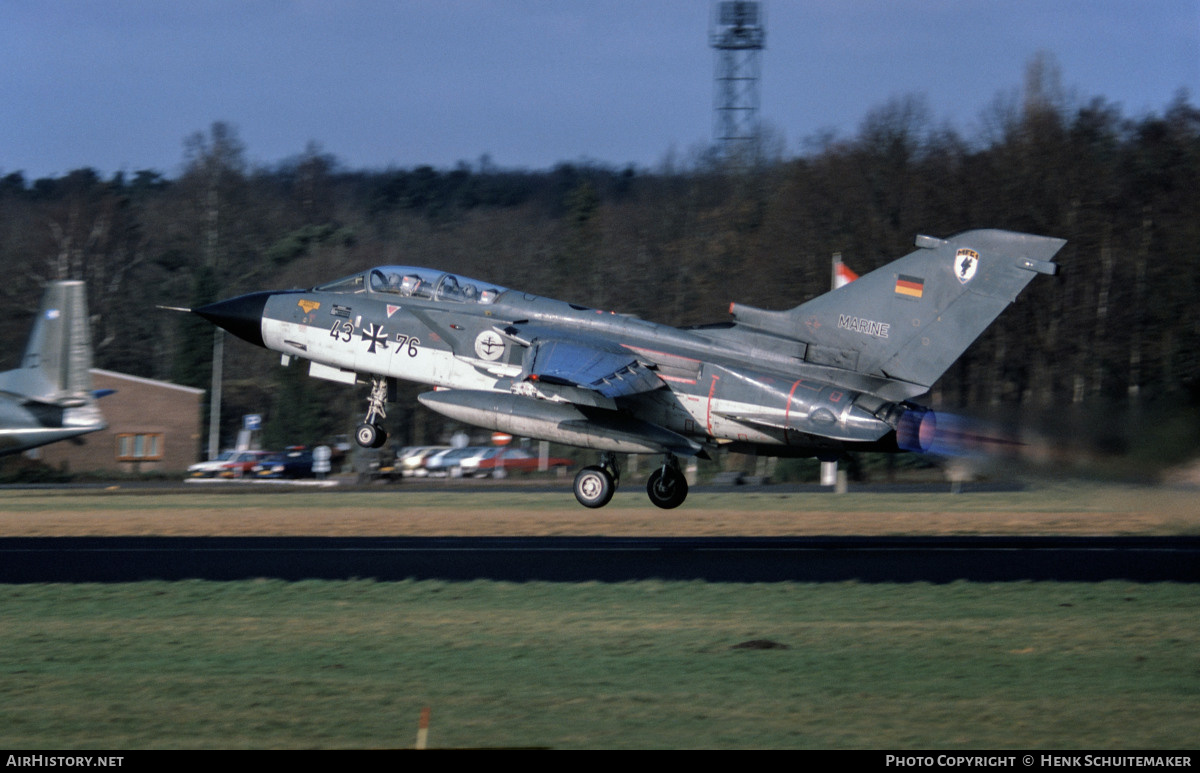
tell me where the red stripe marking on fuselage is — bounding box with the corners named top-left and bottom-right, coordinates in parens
top-left (784, 379), bottom-right (806, 444)
top-left (706, 374), bottom-right (720, 436)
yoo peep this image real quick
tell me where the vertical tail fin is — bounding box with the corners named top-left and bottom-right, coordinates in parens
top-left (731, 230), bottom-right (1063, 396)
top-left (3, 281), bottom-right (96, 404)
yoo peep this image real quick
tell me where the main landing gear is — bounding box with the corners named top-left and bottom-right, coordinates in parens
top-left (646, 454), bottom-right (688, 509)
top-left (572, 452), bottom-right (690, 509)
top-left (355, 376), bottom-right (389, 449)
top-left (573, 452), bottom-right (620, 508)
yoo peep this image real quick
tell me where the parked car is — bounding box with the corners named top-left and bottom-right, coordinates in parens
top-left (187, 450), bottom-right (239, 478)
top-left (422, 446), bottom-right (485, 477)
top-left (397, 446), bottom-right (450, 477)
top-left (459, 446), bottom-right (574, 478)
top-left (187, 450), bottom-right (270, 479)
top-left (217, 450), bottom-right (272, 478)
top-left (252, 447), bottom-right (315, 479)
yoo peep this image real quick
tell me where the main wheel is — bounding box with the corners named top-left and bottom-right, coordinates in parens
top-left (646, 467), bottom-right (688, 509)
top-left (573, 465), bottom-right (615, 508)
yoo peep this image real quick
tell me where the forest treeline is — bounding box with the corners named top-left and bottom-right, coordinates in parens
top-left (1, 70), bottom-right (1198, 457)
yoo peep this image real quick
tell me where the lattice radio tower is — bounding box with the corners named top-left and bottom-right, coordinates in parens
top-left (710, 1), bottom-right (765, 158)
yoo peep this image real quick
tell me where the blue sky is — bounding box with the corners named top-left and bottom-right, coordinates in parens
top-left (3, 0), bottom-right (1198, 179)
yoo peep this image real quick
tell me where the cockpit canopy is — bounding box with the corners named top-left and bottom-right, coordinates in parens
top-left (314, 266), bottom-right (506, 305)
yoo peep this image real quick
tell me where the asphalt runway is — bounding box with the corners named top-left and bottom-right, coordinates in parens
top-left (1, 535), bottom-right (1196, 583)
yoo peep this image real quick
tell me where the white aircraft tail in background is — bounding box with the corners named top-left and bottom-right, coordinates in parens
top-left (0, 281), bottom-right (106, 456)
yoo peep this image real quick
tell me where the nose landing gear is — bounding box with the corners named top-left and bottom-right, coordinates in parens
top-left (355, 376), bottom-right (390, 449)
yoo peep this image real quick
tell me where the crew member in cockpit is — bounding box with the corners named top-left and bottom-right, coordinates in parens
top-left (400, 275), bottom-right (422, 297)
top-left (438, 275), bottom-right (462, 301)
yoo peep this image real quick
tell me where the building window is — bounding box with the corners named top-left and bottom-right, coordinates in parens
top-left (116, 433), bottom-right (164, 462)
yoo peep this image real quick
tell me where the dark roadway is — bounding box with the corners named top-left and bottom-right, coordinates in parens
top-left (1, 535), bottom-right (1196, 583)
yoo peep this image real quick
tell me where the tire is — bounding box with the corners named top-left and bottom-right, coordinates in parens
top-left (573, 466), bottom-right (615, 508)
top-left (356, 422), bottom-right (387, 449)
top-left (646, 467), bottom-right (688, 509)
top-left (355, 423), bottom-right (377, 448)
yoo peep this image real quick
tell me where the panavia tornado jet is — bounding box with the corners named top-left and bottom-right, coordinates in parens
top-left (191, 229), bottom-right (1062, 508)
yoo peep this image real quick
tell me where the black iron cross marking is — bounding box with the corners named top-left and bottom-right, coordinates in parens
top-left (361, 322), bottom-right (388, 354)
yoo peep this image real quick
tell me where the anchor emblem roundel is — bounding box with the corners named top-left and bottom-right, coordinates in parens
top-left (474, 330), bottom-right (506, 361)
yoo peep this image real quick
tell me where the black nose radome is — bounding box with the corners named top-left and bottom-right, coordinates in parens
top-left (194, 291), bottom-right (274, 348)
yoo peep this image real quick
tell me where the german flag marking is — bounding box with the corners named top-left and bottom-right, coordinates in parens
top-left (895, 275), bottom-right (924, 299)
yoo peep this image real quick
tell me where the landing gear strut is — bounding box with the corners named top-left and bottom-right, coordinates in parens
top-left (646, 453), bottom-right (688, 509)
top-left (355, 376), bottom-right (389, 449)
top-left (573, 452), bottom-right (621, 509)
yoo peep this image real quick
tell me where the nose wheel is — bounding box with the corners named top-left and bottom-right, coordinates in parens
top-left (356, 377), bottom-right (390, 449)
top-left (355, 421), bottom-right (387, 449)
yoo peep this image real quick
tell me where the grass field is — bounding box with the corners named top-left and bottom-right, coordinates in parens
top-left (0, 481), bottom-right (1196, 749)
top-left (0, 580), bottom-right (1196, 749)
